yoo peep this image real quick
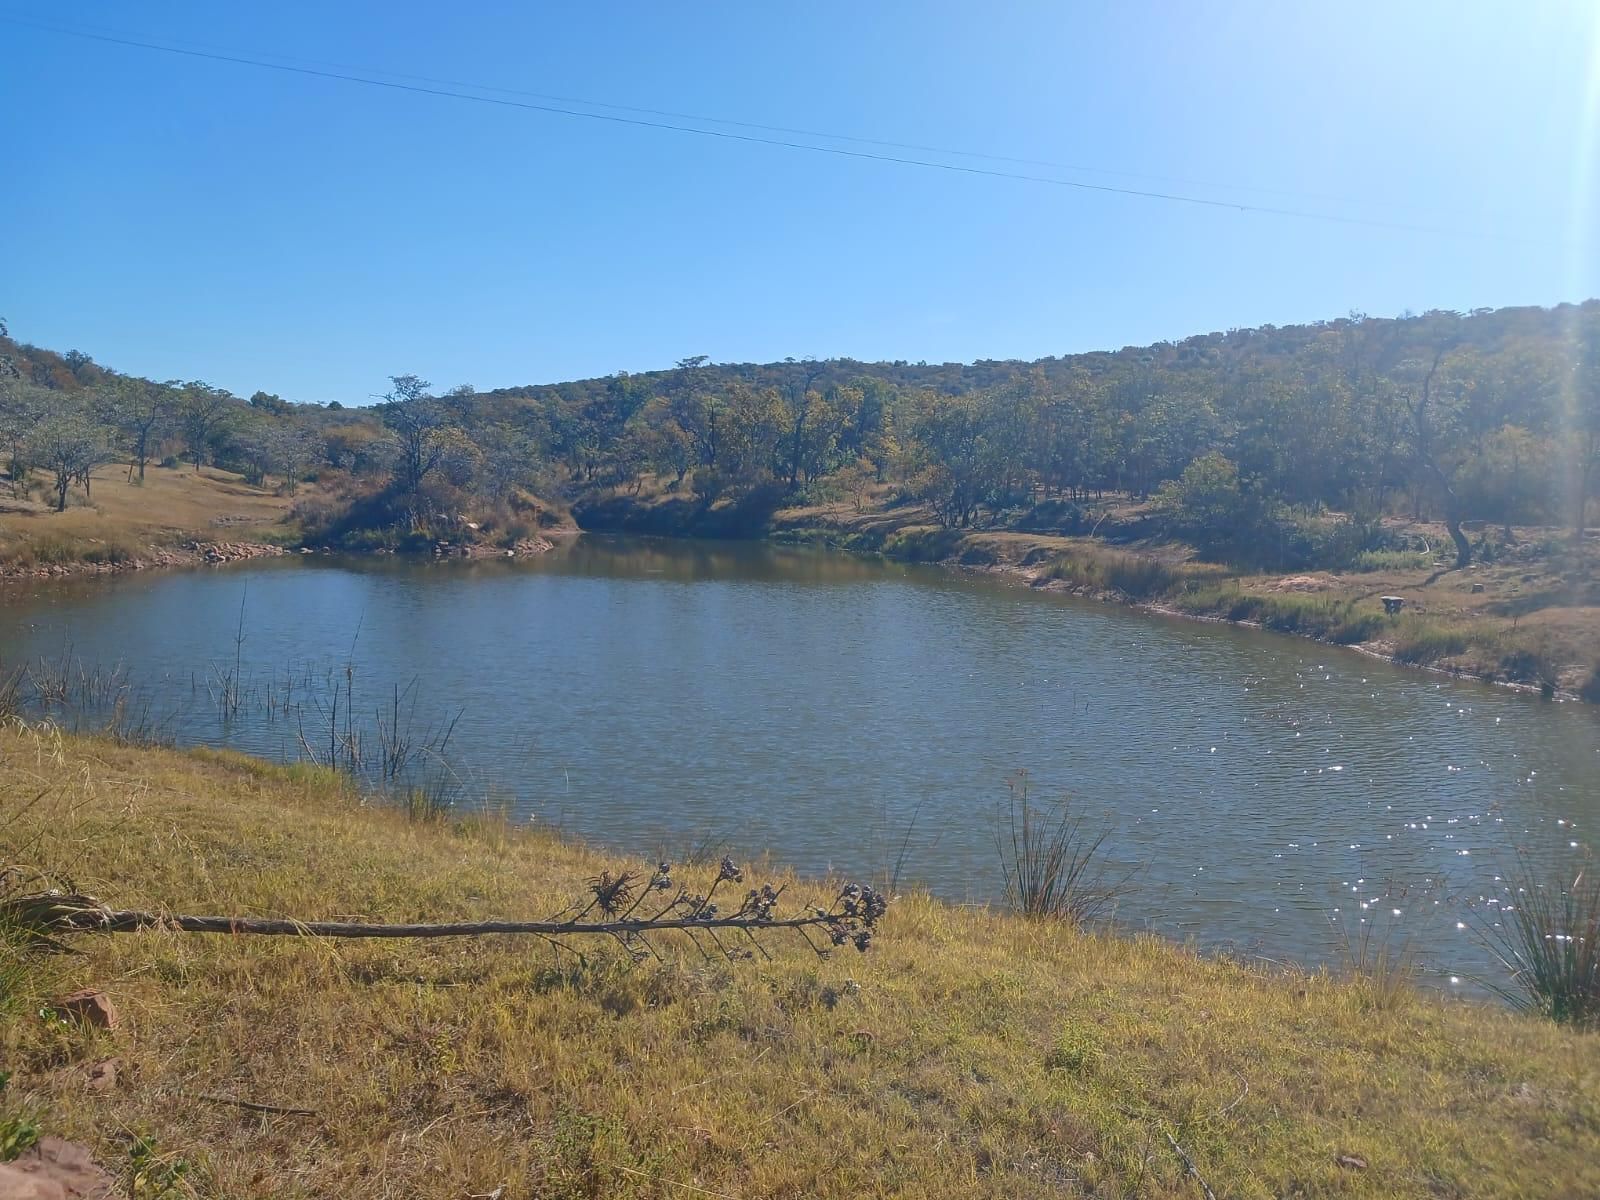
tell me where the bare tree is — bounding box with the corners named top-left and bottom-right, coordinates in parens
top-left (31, 410), bottom-right (109, 512)
top-left (1405, 344), bottom-right (1473, 569)
top-left (269, 425), bottom-right (322, 495)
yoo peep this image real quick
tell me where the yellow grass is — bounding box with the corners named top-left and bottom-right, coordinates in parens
top-left (0, 463), bottom-right (305, 569)
top-left (3, 728), bottom-right (1598, 1197)
top-left (768, 495), bottom-right (1600, 694)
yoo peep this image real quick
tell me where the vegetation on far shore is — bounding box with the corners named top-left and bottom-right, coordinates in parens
top-left (3, 726), bottom-right (1599, 1198)
top-left (2, 302), bottom-right (1596, 694)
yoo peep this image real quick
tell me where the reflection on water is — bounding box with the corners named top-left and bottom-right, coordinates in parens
top-left (3, 534), bottom-right (1597, 987)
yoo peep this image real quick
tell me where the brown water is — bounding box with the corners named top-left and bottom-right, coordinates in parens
top-left (3, 535), bottom-right (1596, 988)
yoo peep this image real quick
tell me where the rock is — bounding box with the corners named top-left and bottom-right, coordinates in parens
top-left (55, 989), bottom-right (118, 1032)
top-left (1471, 582), bottom-right (1485, 593)
top-left (0, 1137), bottom-right (116, 1199)
top-left (85, 1058), bottom-right (119, 1092)
top-left (0, 1164), bottom-right (62, 1200)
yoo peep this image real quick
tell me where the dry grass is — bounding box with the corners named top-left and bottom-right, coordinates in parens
top-left (0, 463), bottom-right (309, 570)
top-left (2, 729), bottom-right (1598, 1197)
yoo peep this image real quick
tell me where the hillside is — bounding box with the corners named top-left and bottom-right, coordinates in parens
top-left (3, 728), bottom-right (1599, 1198)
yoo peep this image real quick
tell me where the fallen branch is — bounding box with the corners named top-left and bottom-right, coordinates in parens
top-left (191, 1093), bottom-right (317, 1117)
top-left (2, 859), bottom-right (888, 963)
top-left (1163, 1129), bottom-right (1218, 1200)
top-left (41, 909), bottom-right (870, 940)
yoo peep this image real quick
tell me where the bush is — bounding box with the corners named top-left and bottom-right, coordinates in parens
top-left (881, 528), bottom-right (963, 562)
top-left (1390, 620), bottom-right (1472, 665)
top-left (1475, 848), bottom-right (1600, 1028)
top-left (1350, 548), bottom-right (1433, 572)
top-left (1103, 554), bottom-right (1179, 599)
top-left (994, 773), bottom-right (1135, 925)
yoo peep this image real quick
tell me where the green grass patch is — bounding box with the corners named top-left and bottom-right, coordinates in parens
top-left (1174, 588), bottom-right (1386, 645)
top-left (1389, 619), bottom-right (1474, 665)
top-left (1349, 548), bottom-right (1434, 572)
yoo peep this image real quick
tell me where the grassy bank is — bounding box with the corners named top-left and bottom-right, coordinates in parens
top-left (3, 729), bottom-right (1598, 1197)
top-left (0, 463), bottom-right (302, 577)
top-left (748, 495), bottom-right (1600, 701)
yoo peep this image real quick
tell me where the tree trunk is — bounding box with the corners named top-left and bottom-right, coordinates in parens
top-left (1445, 512), bottom-right (1471, 569)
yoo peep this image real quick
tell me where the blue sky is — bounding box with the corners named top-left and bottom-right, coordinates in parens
top-left (3, 1), bottom-right (1598, 403)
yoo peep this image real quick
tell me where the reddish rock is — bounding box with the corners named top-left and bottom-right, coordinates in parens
top-left (84, 1058), bottom-right (119, 1092)
top-left (0, 1137), bottom-right (116, 1199)
top-left (54, 990), bottom-right (119, 1032)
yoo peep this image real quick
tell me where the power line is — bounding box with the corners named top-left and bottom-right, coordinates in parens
top-left (0, 13), bottom-right (1541, 244)
top-left (0, 11), bottom-right (1390, 210)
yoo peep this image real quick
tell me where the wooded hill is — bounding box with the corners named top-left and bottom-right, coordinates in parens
top-left (3, 301), bottom-right (1597, 570)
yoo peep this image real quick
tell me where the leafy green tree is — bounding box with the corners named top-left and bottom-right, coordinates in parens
top-left (179, 382), bottom-right (237, 474)
top-left (101, 376), bottom-right (177, 482)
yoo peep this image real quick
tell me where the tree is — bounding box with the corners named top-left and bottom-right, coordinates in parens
top-left (0, 381), bottom-right (45, 496)
top-left (378, 375), bottom-right (457, 495)
top-left (1404, 345), bottom-right (1474, 568)
top-left (179, 383), bottom-right (236, 474)
top-left (268, 425), bottom-right (322, 496)
top-left (31, 410), bottom-right (108, 512)
top-left (780, 358), bottom-right (826, 489)
top-left (1564, 323), bottom-right (1600, 547)
top-left (101, 377), bottom-right (176, 482)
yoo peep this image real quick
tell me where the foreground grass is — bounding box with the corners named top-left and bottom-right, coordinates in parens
top-left (3, 729), bottom-right (1599, 1198)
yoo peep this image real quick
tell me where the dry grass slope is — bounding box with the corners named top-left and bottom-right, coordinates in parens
top-left (0, 463), bottom-right (303, 572)
top-left (2, 729), bottom-right (1598, 1197)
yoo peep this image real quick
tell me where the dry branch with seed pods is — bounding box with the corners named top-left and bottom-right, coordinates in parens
top-left (1, 858), bottom-right (889, 964)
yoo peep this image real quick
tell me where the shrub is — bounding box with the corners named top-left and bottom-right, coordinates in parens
top-left (994, 772), bottom-right (1135, 925)
top-left (882, 528), bottom-right (963, 563)
top-left (1103, 554), bottom-right (1179, 599)
top-left (1475, 848), bottom-right (1600, 1028)
top-left (1349, 548), bottom-right (1434, 572)
top-left (1390, 621), bottom-right (1473, 665)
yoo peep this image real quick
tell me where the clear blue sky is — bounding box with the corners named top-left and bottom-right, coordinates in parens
top-left (3, 1), bottom-right (1598, 404)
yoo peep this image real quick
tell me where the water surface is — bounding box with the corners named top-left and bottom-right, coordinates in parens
top-left (3, 536), bottom-right (1596, 986)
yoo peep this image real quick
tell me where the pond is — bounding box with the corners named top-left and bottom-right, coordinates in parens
top-left (3, 535), bottom-right (1597, 989)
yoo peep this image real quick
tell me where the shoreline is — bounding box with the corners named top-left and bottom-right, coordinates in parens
top-left (0, 531), bottom-right (562, 585)
top-left (7, 727), bottom-right (1597, 1197)
top-left (4, 503), bottom-right (1591, 705)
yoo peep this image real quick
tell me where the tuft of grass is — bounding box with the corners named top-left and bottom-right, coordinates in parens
top-left (1348, 548), bottom-right (1433, 572)
top-left (1477, 848), bottom-right (1600, 1029)
top-left (1173, 588), bottom-right (1386, 645)
top-left (1042, 548), bottom-right (1185, 599)
top-left (5, 730), bottom-right (1600, 1197)
top-left (1389, 618), bottom-right (1474, 665)
top-left (0, 1072), bottom-right (41, 1163)
top-left (994, 772), bottom-right (1134, 924)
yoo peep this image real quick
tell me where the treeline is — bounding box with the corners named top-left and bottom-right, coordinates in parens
top-left (2, 301), bottom-right (1597, 568)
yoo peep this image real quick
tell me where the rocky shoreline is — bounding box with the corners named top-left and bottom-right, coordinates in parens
top-left (0, 539), bottom-right (289, 582)
top-left (0, 533), bottom-right (560, 584)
